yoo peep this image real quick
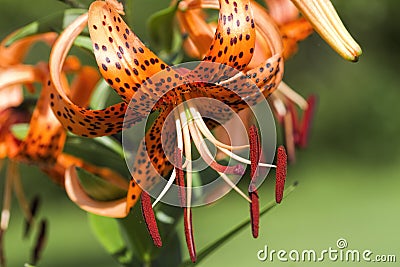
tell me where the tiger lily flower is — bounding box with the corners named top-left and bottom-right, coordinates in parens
top-left (176, 0), bottom-right (314, 161)
top-left (0, 32), bottom-right (58, 267)
top-left (48, 0), bottom-right (288, 262)
top-left (176, 0), bottom-right (361, 161)
top-left (0, 29), bottom-right (134, 265)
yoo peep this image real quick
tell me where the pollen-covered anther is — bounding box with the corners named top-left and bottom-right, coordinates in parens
top-left (249, 125), bottom-right (260, 238)
top-left (140, 191), bottom-right (162, 247)
top-left (275, 146), bottom-right (288, 204)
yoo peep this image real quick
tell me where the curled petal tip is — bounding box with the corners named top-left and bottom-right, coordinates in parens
top-left (291, 0), bottom-right (362, 62)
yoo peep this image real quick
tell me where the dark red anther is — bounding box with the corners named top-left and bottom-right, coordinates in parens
top-left (299, 95), bottom-right (317, 148)
top-left (275, 146), bottom-right (287, 204)
top-left (174, 149), bottom-right (196, 263)
top-left (140, 191), bottom-right (162, 247)
top-left (24, 195), bottom-right (41, 238)
top-left (249, 125), bottom-right (260, 238)
top-left (32, 219), bottom-right (47, 265)
top-left (249, 188), bottom-right (259, 238)
top-left (249, 125), bottom-right (260, 180)
top-left (0, 229), bottom-right (5, 267)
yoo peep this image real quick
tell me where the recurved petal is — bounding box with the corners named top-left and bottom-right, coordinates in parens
top-left (264, 0), bottom-right (299, 25)
top-left (65, 165), bottom-right (129, 218)
top-left (290, 0), bottom-right (362, 62)
top-left (126, 106), bottom-right (174, 212)
top-left (0, 32), bottom-right (57, 67)
top-left (245, 1), bottom-right (283, 71)
top-left (88, 1), bottom-right (172, 102)
top-left (177, 6), bottom-right (215, 59)
top-left (0, 85), bottom-right (23, 110)
top-left (0, 65), bottom-right (42, 90)
top-left (49, 13), bottom-right (144, 137)
top-left (202, 0), bottom-right (256, 70)
top-left (18, 72), bottom-right (66, 165)
top-left (279, 18), bottom-right (313, 60)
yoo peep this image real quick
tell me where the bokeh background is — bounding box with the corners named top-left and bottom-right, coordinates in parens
top-left (1, 0), bottom-right (399, 266)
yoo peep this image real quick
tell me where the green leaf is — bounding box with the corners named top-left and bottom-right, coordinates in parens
top-left (10, 123), bottom-right (30, 140)
top-left (73, 35), bottom-right (93, 52)
top-left (89, 79), bottom-right (112, 110)
top-left (64, 135), bottom-right (129, 178)
top-left (147, 4), bottom-right (184, 64)
top-left (180, 182), bottom-right (299, 266)
top-left (147, 4), bottom-right (178, 52)
top-left (75, 167), bottom-right (126, 201)
top-left (5, 9), bottom-right (87, 47)
top-left (88, 213), bottom-right (134, 265)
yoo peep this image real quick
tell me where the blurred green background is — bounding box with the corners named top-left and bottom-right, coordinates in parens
top-left (1, 0), bottom-right (399, 266)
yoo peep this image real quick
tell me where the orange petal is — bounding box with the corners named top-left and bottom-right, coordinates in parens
top-left (126, 106), bottom-right (174, 213)
top-left (0, 32), bottom-right (57, 67)
top-left (65, 165), bottom-right (129, 218)
top-left (49, 13), bottom-right (143, 137)
top-left (280, 18), bottom-right (313, 59)
top-left (246, 1), bottom-right (283, 70)
top-left (88, 1), bottom-right (171, 102)
top-left (0, 65), bottom-right (42, 90)
top-left (264, 0), bottom-right (299, 25)
top-left (0, 85), bottom-right (23, 112)
top-left (202, 0), bottom-right (256, 70)
top-left (18, 73), bottom-right (67, 165)
top-left (177, 6), bottom-right (215, 58)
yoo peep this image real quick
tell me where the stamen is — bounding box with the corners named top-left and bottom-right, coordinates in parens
top-left (270, 94), bottom-right (287, 121)
top-left (192, 108), bottom-right (249, 150)
top-left (24, 196), bottom-right (40, 238)
top-left (190, 105), bottom-right (275, 168)
top-left (275, 146), bottom-right (288, 204)
top-left (188, 119), bottom-right (245, 176)
top-left (184, 207), bottom-right (196, 263)
top-left (175, 148), bottom-right (196, 263)
top-left (286, 102), bottom-right (300, 144)
top-left (140, 192), bottom-right (162, 247)
top-left (283, 112), bottom-right (296, 163)
top-left (249, 125), bottom-right (260, 180)
top-left (31, 219), bottom-right (47, 265)
top-left (152, 169), bottom-right (176, 208)
top-left (11, 161), bottom-right (35, 235)
top-left (299, 95), bottom-right (317, 148)
top-left (218, 147), bottom-right (276, 168)
top-left (249, 125), bottom-right (260, 238)
top-left (0, 228), bottom-right (4, 267)
top-left (249, 190), bottom-right (259, 238)
top-left (1, 163), bottom-right (13, 232)
top-left (278, 82), bottom-right (308, 110)
top-left (179, 107), bottom-right (197, 263)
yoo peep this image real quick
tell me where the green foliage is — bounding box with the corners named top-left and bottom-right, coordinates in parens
top-left (147, 4), bottom-right (184, 64)
top-left (75, 167), bottom-right (127, 201)
top-left (88, 214), bottom-right (133, 265)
